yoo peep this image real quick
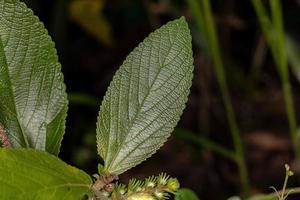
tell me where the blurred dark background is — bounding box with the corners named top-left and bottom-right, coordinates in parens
top-left (22, 0), bottom-right (300, 199)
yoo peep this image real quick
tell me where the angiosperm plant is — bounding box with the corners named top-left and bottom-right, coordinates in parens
top-left (252, 0), bottom-right (300, 170)
top-left (186, 0), bottom-right (249, 195)
top-left (0, 0), bottom-right (194, 199)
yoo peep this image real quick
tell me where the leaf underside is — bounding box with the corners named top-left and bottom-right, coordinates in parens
top-left (0, 0), bottom-right (68, 155)
top-left (96, 17), bottom-right (194, 174)
top-left (0, 148), bottom-right (91, 200)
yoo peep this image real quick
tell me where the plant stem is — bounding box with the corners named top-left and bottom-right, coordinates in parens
top-left (280, 172), bottom-right (289, 200)
top-left (252, 0), bottom-right (300, 166)
top-left (270, 0), bottom-right (300, 165)
top-left (187, 0), bottom-right (250, 195)
top-left (202, 0), bottom-right (249, 195)
top-left (282, 80), bottom-right (300, 161)
top-left (174, 128), bottom-right (237, 161)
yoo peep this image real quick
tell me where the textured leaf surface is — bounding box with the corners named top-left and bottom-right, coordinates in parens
top-left (0, 148), bottom-right (91, 200)
top-left (0, 0), bottom-right (68, 154)
top-left (96, 17), bottom-right (193, 174)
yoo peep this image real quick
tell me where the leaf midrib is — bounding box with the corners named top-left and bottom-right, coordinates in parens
top-left (105, 26), bottom-right (181, 172)
top-left (0, 36), bottom-right (29, 147)
top-left (111, 58), bottom-right (191, 172)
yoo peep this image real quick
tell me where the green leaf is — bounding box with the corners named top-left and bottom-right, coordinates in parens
top-left (175, 188), bottom-right (200, 200)
top-left (0, 148), bottom-right (92, 199)
top-left (96, 17), bottom-right (194, 174)
top-left (0, 0), bottom-right (68, 154)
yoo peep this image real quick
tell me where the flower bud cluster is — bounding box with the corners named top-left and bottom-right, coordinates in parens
top-left (112, 173), bottom-right (180, 200)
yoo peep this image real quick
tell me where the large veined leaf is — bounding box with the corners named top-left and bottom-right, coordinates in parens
top-left (96, 17), bottom-right (194, 174)
top-left (0, 0), bottom-right (68, 154)
top-left (0, 148), bottom-right (92, 199)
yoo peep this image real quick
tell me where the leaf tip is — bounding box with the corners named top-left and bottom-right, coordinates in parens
top-left (179, 15), bottom-right (187, 22)
top-left (177, 16), bottom-right (189, 26)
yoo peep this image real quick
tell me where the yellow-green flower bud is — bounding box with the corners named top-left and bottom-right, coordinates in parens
top-left (167, 178), bottom-right (180, 191)
top-left (119, 188), bottom-right (126, 195)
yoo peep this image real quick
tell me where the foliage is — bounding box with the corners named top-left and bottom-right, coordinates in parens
top-left (184, 0), bottom-right (300, 199)
top-left (252, 0), bottom-right (300, 165)
top-left (230, 164), bottom-right (295, 200)
top-left (0, 0), bottom-right (194, 199)
top-left (186, 0), bottom-right (249, 195)
top-left (0, 0), bottom-right (68, 155)
top-left (0, 148), bottom-right (91, 199)
top-left (96, 16), bottom-right (193, 175)
top-left (111, 173), bottom-right (180, 200)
